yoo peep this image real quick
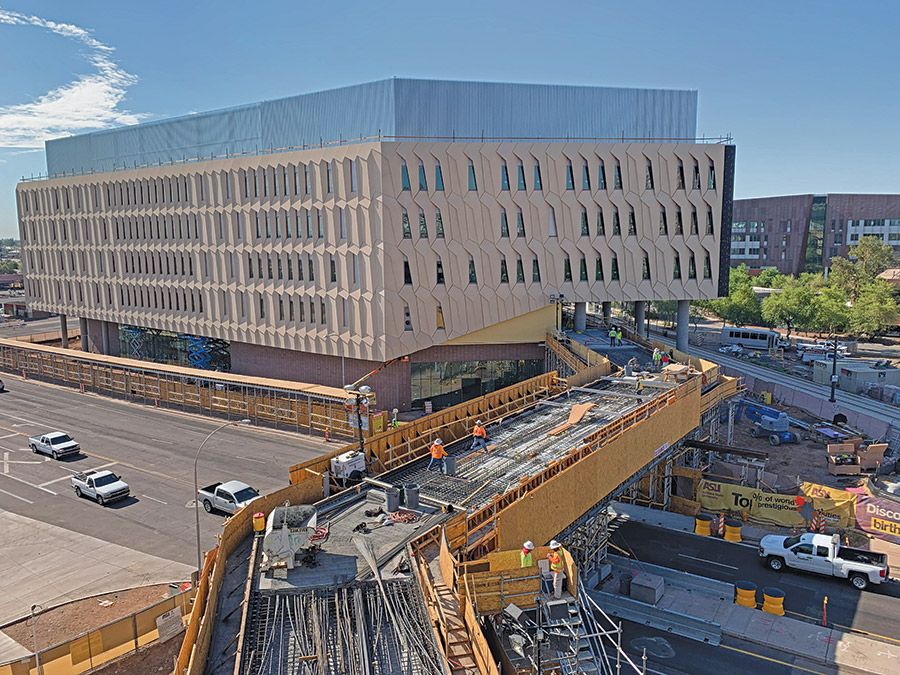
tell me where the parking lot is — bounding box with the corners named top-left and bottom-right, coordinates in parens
top-left (0, 372), bottom-right (331, 565)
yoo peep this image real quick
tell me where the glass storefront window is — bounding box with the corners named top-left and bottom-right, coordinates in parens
top-left (410, 358), bottom-right (543, 410)
top-left (118, 325), bottom-right (231, 371)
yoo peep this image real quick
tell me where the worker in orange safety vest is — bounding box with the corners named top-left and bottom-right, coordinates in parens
top-left (471, 419), bottom-right (488, 452)
top-left (548, 540), bottom-right (564, 599)
top-left (427, 438), bottom-right (447, 473)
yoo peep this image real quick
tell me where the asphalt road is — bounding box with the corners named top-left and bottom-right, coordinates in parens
top-left (0, 315), bottom-right (64, 338)
top-left (617, 619), bottom-right (838, 675)
top-left (611, 520), bottom-right (900, 645)
top-left (0, 372), bottom-right (332, 565)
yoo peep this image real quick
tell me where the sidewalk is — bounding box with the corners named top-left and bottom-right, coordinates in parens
top-left (0, 509), bottom-right (193, 662)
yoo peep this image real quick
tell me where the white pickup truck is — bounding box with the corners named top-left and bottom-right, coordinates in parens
top-left (197, 481), bottom-right (260, 514)
top-left (759, 532), bottom-right (889, 590)
top-left (29, 431), bottom-right (80, 459)
top-left (71, 470), bottom-right (130, 505)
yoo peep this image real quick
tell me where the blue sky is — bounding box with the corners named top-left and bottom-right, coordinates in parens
top-left (1, 0), bottom-right (897, 238)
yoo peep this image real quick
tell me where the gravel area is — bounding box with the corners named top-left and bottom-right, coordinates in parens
top-left (88, 635), bottom-right (181, 675)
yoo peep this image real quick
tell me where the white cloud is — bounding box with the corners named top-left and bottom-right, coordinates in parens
top-left (0, 8), bottom-right (143, 148)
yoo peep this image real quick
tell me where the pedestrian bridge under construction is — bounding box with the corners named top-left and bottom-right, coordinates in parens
top-left (177, 345), bottom-right (740, 675)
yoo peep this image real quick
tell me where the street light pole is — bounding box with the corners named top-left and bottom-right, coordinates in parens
top-left (31, 604), bottom-right (42, 675)
top-left (193, 419), bottom-right (251, 573)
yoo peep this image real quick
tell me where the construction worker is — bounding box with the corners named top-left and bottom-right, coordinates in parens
top-left (616, 329), bottom-right (623, 346)
top-left (427, 438), bottom-right (447, 473)
top-left (471, 419), bottom-right (488, 451)
top-left (661, 351), bottom-right (670, 368)
top-left (521, 541), bottom-right (535, 567)
top-left (548, 540), bottom-right (564, 599)
top-left (608, 327), bottom-right (616, 346)
top-left (635, 378), bottom-right (643, 394)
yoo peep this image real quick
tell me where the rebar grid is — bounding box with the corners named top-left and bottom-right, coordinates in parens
top-left (242, 579), bottom-right (441, 675)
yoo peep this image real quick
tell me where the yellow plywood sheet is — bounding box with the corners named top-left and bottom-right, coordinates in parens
top-left (547, 403), bottom-right (594, 436)
top-left (442, 306), bottom-right (556, 345)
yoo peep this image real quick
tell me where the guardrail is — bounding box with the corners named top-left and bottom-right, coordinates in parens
top-left (606, 554), bottom-right (734, 600)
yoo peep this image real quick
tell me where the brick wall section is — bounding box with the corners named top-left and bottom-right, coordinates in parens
top-left (230, 340), bottom-right (544, 411)
top-left (731, 194), bottom-right (813, 275)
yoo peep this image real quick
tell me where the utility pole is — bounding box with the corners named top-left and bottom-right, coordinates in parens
top-left (829, 335), bottom-right (838, 403)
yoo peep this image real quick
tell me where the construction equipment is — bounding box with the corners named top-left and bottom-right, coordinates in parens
top-left (261, 503), bottom-right (318, 570)
top-left (748, 412), bottom-right (797, 446)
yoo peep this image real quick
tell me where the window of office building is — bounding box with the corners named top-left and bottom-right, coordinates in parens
top-left (434, 160), bottom-right (444, 191)
top-left (563, 256), bottom-right (572, 282)
top-left (659, 209), bottom-right (668, 235)
top-left (516, 209), bottom-right (526, 237)
top-left (692, 161), bottom-right (700, 189)
top-left (582, 162), bottom-right (591, 190)
top-left (706, 208), bottom-right (714, 235)
top-left (350, 159), bottom-right (358, 193)
top-left (628, 209), bottom-right (637, 236)
top-left (565, 162), bottom-right (575, 190)
top-left (436, 258), bottom-right (445, 284)
top-left (595, 257), bottom-right (604, 281)
top-left (410, 359), bottom-right (544, 411)
top-left (708, 162), bottom-right (716, 190)
top-left (673, 255), bottom-right (681, 279)
top-left (688, 254), bottom-right (696, 279)
top-left (500, 258), bottom-right (509, 283)
top-left (468, 160), bottom-right (478, 191)
top-left (614, 162), bottom-right (622, 189)
top-left (401, 161), bottom-right (411, 191)
top-left (675, 209), bottom-right (683, 235)
top-left (579, 256), bottom-right (588, 282)
top-left (598, 161), bottom-right (606, 190)
top-left (500, 162), bottom-right (510, 191)
top-left (676, 161), bottom-right (685, 190)
top-left (435, 209), bottom-right (445, 238)
top-left (581, 209), bottom-right (589, 236)
top-left (402, 208), bottom-right (412, 238)
top-left (612, 209), bottom-right (621, 236)
top-left (418, 160), bottom-right (427, 191)
top-left (596, 209), bottom-right (605, 236)
top-left (548, 206), bottom-right (557, 236)
top-left (436, 305), bottom-right (445, 330)
top-left (118, 326), bottom-right (230, 371)
top-left (468, 257), bottom-right (478, 284)
top-left (704, 253), bottom-right (712, 279)
top-left (419, 209), bottom-right (428, 238)
top-left (500, 209), bottom-right (510, 237)
top-left (532, 257), bottom-right (541, 282)
top-left (611, 256), bottom-right (619, 281)
top-left (533, 161), bottom-right (543, 191)
top-left (645, 161), bottom-right (654, 190)
top-left (517, 161), bottom-right (526, 190)
top-left (642, 254), bottom-right (651, 280)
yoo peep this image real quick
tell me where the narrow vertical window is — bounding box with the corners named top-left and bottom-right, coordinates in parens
top-left (401, 160), bottom-right (411, 191)
top-left (642, 254), bottom-right (651, 280)
top-left (340, 208), bottom-right (347, 239)
top-left (304, 164), bottom-right (311, 194)
top-left (579, 256), bottom-right (588, 282)
top-left (308, 254), bottom-right (315, 281)
top-left (327, 161), bottom-right (334, 193)
top-left (253, 169), bottom-right (259, 197)
top-left (288, 257), bottom-right (293, 280)
top-left (298, 297), bottom-right (304, 322)
top-left (628, 209), bottom-right (636, 235)
top-left (614, 162), bottom-right (622, 189)
top-left (277, 257), bottom-right (283, 280)
top-left (403, 258), bottom-right (412, 284)
top-left (350, 159), bottom-right (358, 192)
top-left (676, 161), bottom-right (685, 189)
top-left (467, 160), bottom-right (478, 191)
top-left (533, 161), bottom-right (543, 190)
top-left (673, 255), bottom-right (682, 279)
top-left (517, 161), bottom-right (526, 190)
top-left (565, 162), bottom-right (575, 190)
top-left (320, 298), bottom-right (326, 324)
top-left (611, 256), bottom-right (620, 281)
top-left (436, 305), bottom-right (445, 330)
top-left (500, 258), bottom-right (509, 283)
top-left (294, 165), bottom-right (300, 195)
top-left (692, 161), bottom-right (701, 189)
top-left (703, 253), bottom-right (712, 278)
top-left (265, 211), bottom-right (271, 238)
top-left (595, 257), bottom-right (604, 281)
top-left (267, 255), bottom-right (273, 279)
top-left (259, 294), bottom-right (265, 319)
top-left (645, 161), bottom-right (654, 190)
top-left (468, 257), bottom-right (477, 284)
top-left (708, 162), bottom-right (716, 190)
top-left (598, 161), bottom-right (606, 190)
top-left (317, 209), bottom-right (323, 238)
top-left (289, 298), bottom-right (294, 321)
top-left (330, 255), bottom-right (336, 282)
top-left (278, 298), bottom-right (284, 321)
top-left (659, 209), bottom-right (668, 235)
top-left (434, 160), bottom-right (444, 191)
top-left (402, 208), bottom-right (411, 238)
top-left (516, 209), bottom-right (526, 237)
top-left (675, 209), bottom-right (683, 235)
top-left (353, 253), bottom-right (359, 284)
top-left (419, 209), bottom-right (428, 238)
top-left (706, 207), bottom-right (715, 235)
top-left (582, 162), bottom-right (591, 190)
top-left (688, 254), bottom-right (697, 279)
top-left (500, 162), bottom-right (510, 190)
top-left (297, 254), bottom-right (304, 281)
top-left (254, 211), bottom-right (261, 238)
top-left (612, 209), bottom-right (621, 236)
top-left (418, 160), bottom-right (427, 191)
top-left (248, 253), bottom-right (253, 278)
top-left (548, 206), bottom-right (557, 236)
top-left (516, 257), bottom-right (525, 283)
top-left (435, 209), bottom-right (444, 238)
top-left (563, 256), bottom-right (572, 282)
top-left (596, 209), bottom-right (606, 236)
top-left (436, 257), bottom-right (445, 284)
top-left (691, 208), bottom-right (699, 235)
top-left (580, 208), bottom-right (589, 236)
top-left (500, 209), bottom-right (509, 237)
top-left (532, 258), bottom-right (541, 282)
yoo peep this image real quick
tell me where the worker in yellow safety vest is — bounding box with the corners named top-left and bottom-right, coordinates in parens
top-left (548, 540), bottom-right (564, 598)
top-left (427, 438), bottom-right (447, 473)
top-left (471, 419), bottom-right (488, 452)
top-left (521, 541), bottom-right (535, 567)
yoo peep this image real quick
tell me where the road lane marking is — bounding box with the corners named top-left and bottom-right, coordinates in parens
top-left (677, 553), bottom-right (738, 570)
top-left (241, 457), bottom-right (266, 464)
top-left (0, 433), bottom-right (18, 440)
top-left (142, 494), bottom-right (168, 504)
top-left (3, 452), bottom-right (42, 474)
top-left (0, 487), bottom-right (34, 504)
top-left (150, 439), bottom-right (175, 445)
top-left (0, 473), bottom-right (57, 495)
top-left (718, 644), bottom-right (829, 674)
top-left (38, 462), bottom-right (119, 487)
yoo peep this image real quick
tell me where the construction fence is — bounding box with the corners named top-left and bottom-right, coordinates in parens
top-left (0, 337), bottom-right (364, 439)
top-left (0, 588), bottom-right (195, 675)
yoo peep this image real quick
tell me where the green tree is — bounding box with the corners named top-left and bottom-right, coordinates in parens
top-left (809, 286), bottom-right (850, 335)
top-left (761, 280), bottom-right (814, 338)
top-left (702, 265), bottom-right (763, 327)
top-left (849, 280), bottom-right (900, 338)
top-left (830, 236), bottom-right (897, 302)
top-left (755, 268), bottom-right (782, 288)
top-left (0, 260), bottom-right (19, 274)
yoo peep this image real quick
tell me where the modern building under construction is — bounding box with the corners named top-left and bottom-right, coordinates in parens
top-left (176, 330), bottom-right (740, 674)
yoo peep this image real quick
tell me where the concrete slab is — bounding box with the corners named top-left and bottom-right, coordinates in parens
top-left (765, 619), bottom-right (831, 663)
top-left (720, 605), bottom-right (756, 635)
top-left (830, 630), bottom-right (900, 673)
top-left (0, 509), bottom-right (193, 627)
top-left (0, 630), bottom-right (29, 661)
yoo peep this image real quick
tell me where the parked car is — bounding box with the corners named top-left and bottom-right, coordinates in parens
top-left (759, 532), bottom-right (888, 590)
top-left (197, 480), bottom-right (260, 514)
top-left (28, 431), bottom-right (80, 459)
top-left (71, 470), bottom-right (130, 505)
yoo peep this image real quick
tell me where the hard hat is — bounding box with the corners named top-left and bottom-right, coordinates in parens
top-left (549, 540), bottom-right (561, 549)
top-left (523, 541), bottom-right (534, 550)
top-left (434, 438), bottom-right (443, 444)
top-left (476, 420), bottom-right (483, 425)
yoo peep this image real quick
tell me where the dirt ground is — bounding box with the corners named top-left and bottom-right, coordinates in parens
top-left (3, 583), bottom-right (179, 651)
top-left (88, 635), bottom-right (180, 675)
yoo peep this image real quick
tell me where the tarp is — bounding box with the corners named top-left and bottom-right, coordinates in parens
top-left (696, 479), bottom-right (855, 528)
top-left (854, 490), bottom-right (900, 545)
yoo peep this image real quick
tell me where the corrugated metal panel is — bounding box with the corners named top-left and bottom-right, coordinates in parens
top-left (45, 78), bottom-right (698, 176)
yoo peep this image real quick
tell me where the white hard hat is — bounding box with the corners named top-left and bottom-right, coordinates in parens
top-left (549, 540), bottom-right (561, 549)
top-left (523, 541), bottom-right (534, 550)
top-left (434, 438), bottom-right (443, 444)
top-left (476, 419), bottom-right (483, 424)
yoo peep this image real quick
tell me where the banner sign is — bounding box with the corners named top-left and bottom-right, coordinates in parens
top-left (696, 480), bottom-right (855, 528)
top-left (855, 491), bottom-right (900, 545)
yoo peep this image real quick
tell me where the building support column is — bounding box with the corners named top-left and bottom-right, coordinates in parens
top-left (573, 302), bottom-right (586, 332)
top-left (676, 300), bottom-right (690, 353)
top-left (634, 301), bottom-right (646, 336)
top-left (101, 320), bottom-right (110, 356)
top-left (601, 301), bottom-right (611, 321)
top-left (59, 315), bottom-right (69, 349)
top-left (79, 317), bottom-right (88, 352)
